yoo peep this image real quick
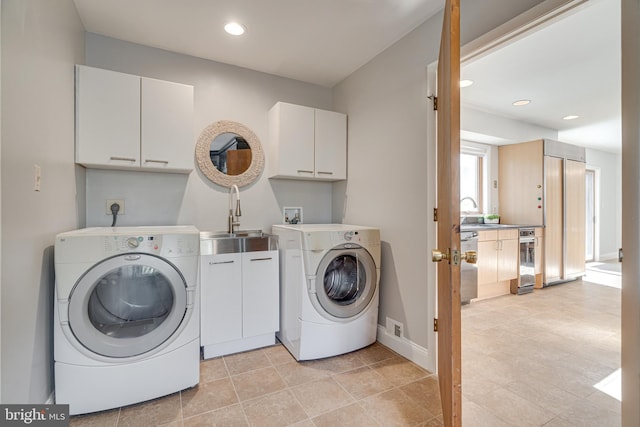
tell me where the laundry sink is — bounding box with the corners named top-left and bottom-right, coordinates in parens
top-left (200, 230), bottom-right (278, 255)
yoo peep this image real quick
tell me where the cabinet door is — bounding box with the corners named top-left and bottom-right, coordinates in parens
top-left (314, 109), bottom-right (347, 180)
top-left (565, 159), bottom-right (586, 278)
top-left (141, 78), bottom-right (194, 173)
top-left (242, 251), bottom-right (279, 338)
top-left (76, 65), bottom-right (140, 168)
top-left (270, 102), bottom-right (315, 178)
top-left (200, 253), bottom-right (242, 346)
top-left (497, 238), bottom-right (519, 281)
top-left (477, 240), bottom-right (497, 285)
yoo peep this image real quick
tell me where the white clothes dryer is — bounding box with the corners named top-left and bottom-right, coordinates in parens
top-left (271, 224), bottom-right (380, 360)
top-left (53, 226), bottom-right (200, 415)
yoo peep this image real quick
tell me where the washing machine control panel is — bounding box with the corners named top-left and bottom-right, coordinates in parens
top-left (105, 235), bottom-right (163, 254)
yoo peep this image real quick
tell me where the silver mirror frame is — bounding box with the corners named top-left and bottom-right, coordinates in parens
top-left (195, 120), bottom-right (265, 188)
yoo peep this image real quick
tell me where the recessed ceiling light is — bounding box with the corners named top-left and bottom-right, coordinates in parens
top-left (563, 115), bottom-right (580, 120)
top-left (224, 22), bottom-right (246, 36)
top-left (512, 99), bottom-right (531, 106)
top-left (459, 79), bottom-right (474, 88)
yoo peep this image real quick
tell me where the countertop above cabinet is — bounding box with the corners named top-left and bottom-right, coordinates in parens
top-left (268, 101), bottom-right (347, 181)
top-left (75, 65), bottom-right (194, 174)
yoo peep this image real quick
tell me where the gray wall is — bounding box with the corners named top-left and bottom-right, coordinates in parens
top-left (1, 0), bottom-right (85, 403)
top-left (83, 34), bottom-right (335, 231)
top-left (332, 0), bottom-right (547, 349)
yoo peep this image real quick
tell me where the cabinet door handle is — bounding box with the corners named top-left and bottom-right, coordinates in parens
top-left (317, 171), bottom-right (333, 175)
top-left (144, 159), bottom-right (170, 164)
top-left (210, 260), bottom-right (235, 265)
top-left (297, 170), bottom-right (314, 174)
top-left (250, 257), bottom-right (273, 262)
top-left (110, 156), bottom-right (137, 162)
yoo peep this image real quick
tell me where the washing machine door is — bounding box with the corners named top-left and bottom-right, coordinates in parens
top-left (314, 245), bottom-right (377, 319)
top-left (67, 253), bottom-right (189, 358)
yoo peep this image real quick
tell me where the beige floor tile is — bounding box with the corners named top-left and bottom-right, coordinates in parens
top-left (199, 356), bottom-right (229, 384)
top-left (263, 344), bottom-right (296, 365)
top-left (311, 402), bottom-right (380, 427)
top-left (70, 408), bottom-right (120, 427)
top-left (371, 355), bottom-right (429, 387)
top-left (359, 388), bottom-right (434, 426)
top-left (231, 366), bottom-right (287, 401)
top-left (223, 349), bottom-right (272, 376)
top-left (333, 366), bottom-right (393, 400)
top-left (241, 389), bottom-right (308, 426)
top-left (117, 392), bottom-right (181, 427)
top-left (290, 377), bottom-right (354, 417)
top-left (461, 399), bottom-right (511, 427)
top-left (181, 378), bottom-right (238, 419)
top-left (273, 360), bottom-right (331, 387)
top-left (401, 375), bottom-right (443, 417)
top-left (304, 350), bottom-right (365, 374)
top-left (355, 342), bottom-right (396, 365)
top-left (467, 384), bottom-right (556, 426)
top-left (552, 398), bottom-right (621, 427)
top-left (182, 404), bottom-right (248, 427)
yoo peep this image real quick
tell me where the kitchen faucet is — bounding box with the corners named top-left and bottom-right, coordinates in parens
top-left (228, 184), bottom-right (241, 233)
top-left (460, 197), bottom-right (478, 224)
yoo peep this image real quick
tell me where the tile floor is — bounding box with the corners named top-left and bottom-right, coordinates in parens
top-left (462, 274), bottom-right (621, 426)
top-left (69, 342), bottom-right (443, 426)
top-left (70, 269), bottom-right (620, 427)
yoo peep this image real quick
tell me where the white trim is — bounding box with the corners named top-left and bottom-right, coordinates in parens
top-left (599, 252), bottom-right (619, 262)
top-left (377, 325), bottom-right (431, 372)
top-left (461, 0), bottom-right (590, 65)
top-left (45, 392), bottom-right (55, 405)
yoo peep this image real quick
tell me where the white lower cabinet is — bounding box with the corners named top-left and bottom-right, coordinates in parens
top-left (200, 250), bottom-right (279, 359)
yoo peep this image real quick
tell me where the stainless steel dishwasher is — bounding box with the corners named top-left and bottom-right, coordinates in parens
top-left (460, 231), bottom-right (478, 304)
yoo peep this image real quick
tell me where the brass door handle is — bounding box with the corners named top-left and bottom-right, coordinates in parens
top-left (432, 249), bottom-right (449, 262)
top-left (462, 251), bottom-right (477, 264)
top-left (432, 249), bottom-right (477, 264)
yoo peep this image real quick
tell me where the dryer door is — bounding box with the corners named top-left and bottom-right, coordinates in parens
top-left (67, 253), bottom-right (190, 358)
top-left (314, 246), bottom-right (377, 319)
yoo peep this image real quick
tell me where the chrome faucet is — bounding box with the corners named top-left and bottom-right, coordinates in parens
top-left (228, 184), bottom-right (241, 234)
top-left (460, 197), bottom-right (478, 209)
top-left (460, 197), bottom-right (478, 224)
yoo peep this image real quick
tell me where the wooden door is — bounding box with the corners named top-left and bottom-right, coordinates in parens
top-left (544, 156), bottom-right (563, 283)
top-left (435, 1), bottom-right (462, 425)
top-left (565, 159), bottom-right (586, 277)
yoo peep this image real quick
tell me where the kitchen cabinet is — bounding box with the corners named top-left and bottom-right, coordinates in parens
top-left (477, 229), bottom-right (519, 299)
top-left (200, 250), bottom-right (279, 359)
top-left (268, 102), bottom-right (346, 181)
top-left (534, 227), bottom-right (544, 288)
top-left (75, 65), bottom-right (194, 173)
top-left (499, 139), bottom-right (586, 285)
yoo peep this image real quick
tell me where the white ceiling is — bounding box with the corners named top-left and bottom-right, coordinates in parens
top-left (461, 0), bottom-right (621, 153)
top-left (72, 0), bottom-right (620, 153)
top-left (72, 0), bottom-right (442, 88)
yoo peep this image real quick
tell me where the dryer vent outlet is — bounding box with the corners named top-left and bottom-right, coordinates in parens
top-left (386, 317), bottom-right (403, 338)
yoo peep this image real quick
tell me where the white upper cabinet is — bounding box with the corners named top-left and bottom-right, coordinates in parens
top-left (75, 65), bottom-right (194, 173)
top-left (269, 102), bottom-right (346, 181)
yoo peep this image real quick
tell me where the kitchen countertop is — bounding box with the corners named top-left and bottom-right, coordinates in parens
top-left (460, 224), bottom-right (543, 231)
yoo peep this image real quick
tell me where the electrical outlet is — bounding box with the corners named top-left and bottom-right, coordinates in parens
top-left (106, 199), bottom-right (125, 215)
top-left (386, 317), bottom-right (403, 338)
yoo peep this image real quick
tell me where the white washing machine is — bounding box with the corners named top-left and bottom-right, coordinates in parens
top-left (53, 226), bottom-right (200, 415)
top-left (272, 224), bottom-right (380, 360)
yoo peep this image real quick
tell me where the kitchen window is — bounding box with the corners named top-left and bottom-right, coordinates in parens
top-left (460, 151), bottom-right (484, 213)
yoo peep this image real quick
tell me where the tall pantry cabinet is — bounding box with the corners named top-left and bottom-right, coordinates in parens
top-left (499, 139), bottom-right (586, 286)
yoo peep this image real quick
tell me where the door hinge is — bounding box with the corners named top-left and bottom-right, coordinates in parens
top-left (433, 318), bottom-right (438, 332)
top-left (434, 208), bottom-right (438, 222)
top-left (428, 95), bottom-right (438, 111)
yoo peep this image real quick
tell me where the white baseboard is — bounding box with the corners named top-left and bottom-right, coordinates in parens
top-left (45, 391), bottom-right (55, 404)
top-left (376, 325), bottom-right (433, 372)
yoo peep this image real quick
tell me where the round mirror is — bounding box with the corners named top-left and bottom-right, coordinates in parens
top-left (195, 120), bottom-right (265, 188)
